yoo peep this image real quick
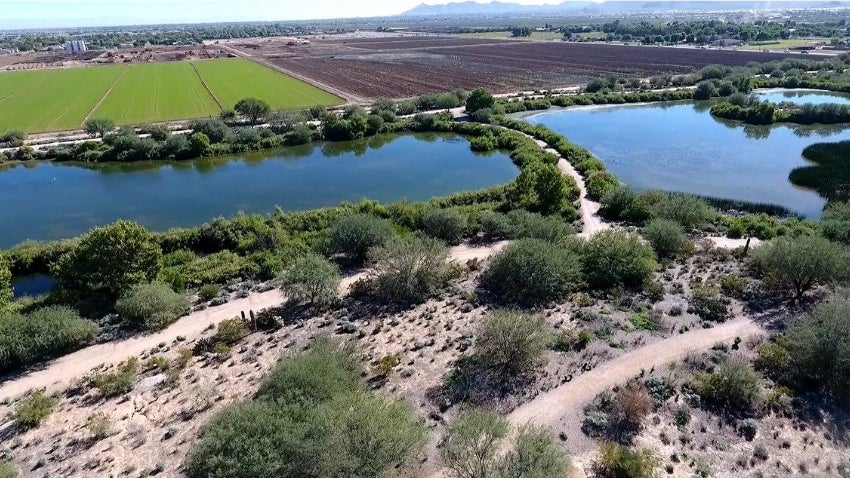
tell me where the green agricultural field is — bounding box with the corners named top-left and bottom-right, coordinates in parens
top-left (0, 67), bottom-right (122, 133)
top-left (92, 62), bottom-right (221, 124)
top-left (194, 58), bottom-right (341, 111)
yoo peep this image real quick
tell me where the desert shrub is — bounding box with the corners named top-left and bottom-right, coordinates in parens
top-left (600, 185), bottom-right (653, 225)
top-left (366, 234), bottom-right (449, 305)
top-left (690, 284), bottom-right (730, 322)
top-left (216, 318), bottom-right (250, 344)
top-left (768, 298), bottom-right (850, 406)
top-left (507, 210), bottom-right (574, 244)
top-left (591, 443), bottom-right (659, 478)
top-left (87, 357), bottom-right (139, 397)
top-left (328, 213), bottom-right (395, 262)
top-left (116, 282), bottom-right (189, 330)
top-left (692, 359), bottom-right (762, 416)
top-left (198, 284), bottom-right (220, 301)
top-left (279, 252), bottom-right (340, 308)
top-left (584, 383), bottom-right (654, 444)
top-left (642, 219), bottom-right (687, 258)
top-left (478, 211), bottom-right (513, 240)
top-left (551, 328), bottom-right (591, 352)
top-left (652, 194), bottom-right (715, 229)
top-left (586, 171), bottom-right (619, 200)
top-left (0, 253), bottom-right (11, 309)
top-left (419, 208), bottom-right (467, 245)
top-left (256, 336), bottom-right (361, 404)
top-left (749, 235), bottom-right (848, 303)
top-left (441, 409), bottom-right (570, 478)
top-left (177, 251), bottom-right (258, 287)
top-left (86, 412), bottom-right (112, 440)
top-left (720, 274), bottom-right (747, 298)
top-left (0, 462), bottom-right (15, 478)
top-left (476, 309), bottom-right (548, 376)
top-left (0, 306), bottom-right (98, 372)
top-left (583, 230), bottom-right (657, 290)
top-left (481, 239), bottom-right (583, 307)
top-left (738, 418), bottom-right (758, 441)
top-left (14, 389), bottom-right (57, 429)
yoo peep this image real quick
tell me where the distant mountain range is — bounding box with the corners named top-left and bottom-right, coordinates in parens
top-left (401, 1), bottom-right (850, 16)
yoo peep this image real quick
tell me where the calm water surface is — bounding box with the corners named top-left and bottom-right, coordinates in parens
top-left (0, 133), bottom-right (517, 247)
top-left (528, 90), bottom-right (850, 218)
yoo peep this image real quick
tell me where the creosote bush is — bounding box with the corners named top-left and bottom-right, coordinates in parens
top-left (13, 389), bottom-right (58, 429)
top-left (583, 230), bottom-right (657, 291)
top-left (419, 208), bottom-right (467, 245)
top-left (692, 359), bottom-right (762, 416)
top-left (476, 309), bottom-right (549, 376)
top-left (365, 234), bottom-right (449, 305)
top-left (279, 252), bottom-right (341, 308)
top-left (327, 213), bottom-right (395, 262)
top-left (116, 281), bottom-right (189, 331)
top-left (481, 239), bottom-right (583, 307)
top-left (642, 219), bottom-right (687, 258)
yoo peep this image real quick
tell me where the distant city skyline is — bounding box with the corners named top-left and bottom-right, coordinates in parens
top-left (0, 0), bottom-right (782, 30)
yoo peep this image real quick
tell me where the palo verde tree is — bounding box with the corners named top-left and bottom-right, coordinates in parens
top-left (84, 117), bottom-right (115, 138)
top-left (749, 235), bottom-right (848, 303)
top-left (53, 220), bottom-right (162, 301)
top-left (234, 97), bottom-right (272, 125)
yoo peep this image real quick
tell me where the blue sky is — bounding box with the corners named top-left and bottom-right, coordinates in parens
top-left (0, 0), bottom-right (569, 29)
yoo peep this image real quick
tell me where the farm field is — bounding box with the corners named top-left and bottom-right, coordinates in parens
top-left (92, 62), bottom-right (220, 124)
top-left (456, 31), bottom-right (565, 41)
top-left (230, 35), bottom-right (807, 99)
top-left (193, 58), bottom-right (340, 110)
top-left (738, 37), bottom-right (830, 51)
top-left (0, 66), bottom-right (123, 132)
top-left (0, 58), bottom-right (341, 133)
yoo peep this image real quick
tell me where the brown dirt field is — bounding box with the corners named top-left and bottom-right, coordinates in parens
top-left (0, 46), bottom-right (233, 71)
top-left (229, 35), bottom-right (808, 100)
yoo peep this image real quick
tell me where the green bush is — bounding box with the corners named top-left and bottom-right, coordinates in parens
top-left (652, 194), bottom-right (715, 229)
top-left (279, 252), bottom-right (340, 308)
top-left (13, 389), bottom-right (58, 429)
top-left (419, 208), bottom-right (467, 245)
top-left (116, 282), bottom-right (189, 330)
top-left (256, 336), bottom-right (361, 404)
top-left (476, 310), bottom-right (549, 376)
top-left (176, 251), bottom-right (258, 287)
top-left (481, 239), bottom-right (584, 307)
top-left (87, 357), bottom-right (139, 397)
top-left (600, 185), bottom-right (653, 225)
top-left (507, 210), bottom-right (574, 244)
top-left (0, 306), bottom-right (98, 372)
top-left (591, 443), bottom-right (658, 478)
top-left (586, 170), bottom-right (619, 200)
top-left (583, 231), bottom-right (657, 291)
top-left (216, 318), bottom-right (250, 344)
top-left (749, 235), bottom-right (848, 303)
top-left (642, 219), bottom-right (687, 258)
top-left (327, 213), bottom-right (395, 262)
top-left (366, 234), bottom-right (449, 304)
top-left (0, 253), bottom-right (11, 309)
top-left (198, 284), bottom-right (221, 301)
top-left (692, 360), bottom-right (762, 416)
top-left (478, 211), bottom-right (513, 240)
top-left (690, 283), bottom-right (730, 322)
top-left (0, 461), bottom-right (15, 478)
top-left (822, 200), bottom-right (850, 244)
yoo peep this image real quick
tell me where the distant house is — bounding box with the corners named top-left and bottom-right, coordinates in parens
top-left (65, 40), bottom-right (88, 53)
top-left (712, 39), bottom-right (743, 47)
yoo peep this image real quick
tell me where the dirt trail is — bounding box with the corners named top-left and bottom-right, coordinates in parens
top-left (507, 316), bottom-right (762, 454)
top-left (0, 242), bottom-right (506, 401)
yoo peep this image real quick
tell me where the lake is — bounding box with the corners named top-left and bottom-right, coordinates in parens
top-left (526, 90), bottom-right (850, 218)
top-left (0, 132), bottom-right (517, 248)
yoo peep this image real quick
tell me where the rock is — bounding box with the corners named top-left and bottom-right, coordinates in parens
top-left (336, 321), bottom-right (357, 334)
top-left (400, 369), bottom-right (413, 378)
top-left (136, 373), bottom-right (167, 392)
top-left (411, 340), bottom-right (426, 351)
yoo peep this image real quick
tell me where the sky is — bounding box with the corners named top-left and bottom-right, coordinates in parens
top-left (0, 0), bottom-right (570, 29)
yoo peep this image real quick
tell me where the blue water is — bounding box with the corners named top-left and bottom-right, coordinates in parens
top-left (528, 91), bottom-right (850, 218)
top-left (0, 133), bottom-right (517, 248)
top-left (756, 89), bottom-right (850, 105)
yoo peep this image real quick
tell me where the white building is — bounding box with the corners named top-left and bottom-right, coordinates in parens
top-left (65, 40), bottom-right (88, 53)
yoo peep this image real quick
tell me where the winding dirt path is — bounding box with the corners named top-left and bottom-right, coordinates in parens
top-left (0, 242), bottom-right (506, 401)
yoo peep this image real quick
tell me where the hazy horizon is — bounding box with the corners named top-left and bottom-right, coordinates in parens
top-left (0, 0), bottom-right (821, 30)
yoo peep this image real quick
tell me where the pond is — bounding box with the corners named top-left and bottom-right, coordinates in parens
top-left (526, 90), bottom-right (850, 218)
top-left (12, 274), bottom-right (54, 298)
top-left (0, 132), bottom-right (518, 248)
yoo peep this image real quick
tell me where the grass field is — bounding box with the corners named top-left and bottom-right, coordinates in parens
top-left (738, 38), bottom-right (829, 51)
top-left (93, 62), bottom-right (221, 124)
top-left (194, 58), bottom-right (341, 110)
top-left (457, 31), bottom-right (565, 41)
top-left (0, 58), bottom-right (342, 133)
top-left (0, 66), bottom-right (123, 133)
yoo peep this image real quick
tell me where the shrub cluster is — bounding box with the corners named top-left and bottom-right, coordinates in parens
top-left (0, 306), bottom-right (97, 373)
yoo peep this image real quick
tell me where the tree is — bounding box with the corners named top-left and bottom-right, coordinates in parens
top-left (476, 309), bottom-right (549, 376)
top-left (513, 162), bottom-right (577, 216)
top-left (279, 252), bottom-right (341, 308)
top-left (775, 298), bottom-right (850, 406)
top-left (327, 213), bottom-right (395, 263)
top-left (642, 219), bottom-right (687, 258)
top-left (0, 254), bottom-right (11, 310)
top-left (583, 230), bottom-right (657, 290)
top-left (234, 98), bottom-right (271, 125)
top-left (53, 220), bottom-right (162, 301)
top-left (84, 117), bottom-right (115, 138)
top-left (116, 282), bottom-right (189, 330)
top-left (367, 234), bottom-right (449, 305)
top-left (481, 239), bottom-right (584, 307)
top-left (190, 132), bottom-right (210, 155)
top-left (749, 235), bottom-right (847, 303)
top-left (465, 88), bottom-right (495, 113)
